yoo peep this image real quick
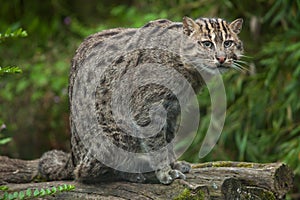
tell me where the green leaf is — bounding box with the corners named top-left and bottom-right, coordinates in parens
top-left (18, 191), bottom-right (25, 200)
top-left (26, 188), bottom-right (32, 197)
top-left (63, 184), bottom-right (68, 190)
top-left (46, 188), bottom-right (52, 195)
top-left (58, 185), bottom-right (64, 192)
top-left (0, 137), bottom-right (12, 145)
top-left (33, 189), bottom-right (40, 197)
top-left (0, 28), bottom-right (27, 42)
top-left (67, 184), bottom-right (75, 190)
top-left (13, 192), bottom-right (18, 199)
top-left (51, 187), bottom-right (57, 194)
top-left (0, 185), bottom-right (9, 191)
top-left (39, 188), bottom-right (46, 196)
top-left (0, 66), bottom-right (22, 76)
top-left (8, 193), bottom-right (14, 200)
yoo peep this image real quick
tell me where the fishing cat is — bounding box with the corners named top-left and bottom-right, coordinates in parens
top-left (39, 16), bottom-right (244, 184)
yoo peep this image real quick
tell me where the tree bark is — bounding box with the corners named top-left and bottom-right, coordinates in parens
top-left (0, 156), bottom-right (293, 199)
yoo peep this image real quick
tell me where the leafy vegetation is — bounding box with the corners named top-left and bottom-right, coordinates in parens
top-left (0, 0), bottom-right (299, 196)
top-left (0, 28), bottom-right (27, 43)
top-left (0, 28), bottom-right (25, 76)
top-left (0, 27), bottom-right (26, 146)
top-left (0, 184), bottom-right (75, 200)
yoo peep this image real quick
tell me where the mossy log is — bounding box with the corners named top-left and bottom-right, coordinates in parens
top-left (0, 156), bottom-right (294, 199)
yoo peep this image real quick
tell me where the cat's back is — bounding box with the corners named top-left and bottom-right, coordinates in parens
top-left (71, 19), bottom-right (182, 65)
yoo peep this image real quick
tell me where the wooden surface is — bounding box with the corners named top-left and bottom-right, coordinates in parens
top-left (0, 156), bottom-right (294, 199)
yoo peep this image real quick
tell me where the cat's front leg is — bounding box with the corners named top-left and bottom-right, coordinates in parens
top-left (155, 165), bottom-right (186, 184)
top-left (151, 145), bottom-right (187, 184)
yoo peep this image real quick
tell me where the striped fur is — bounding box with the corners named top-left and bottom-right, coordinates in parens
top-left (183, 17), bottom-right (244, 72)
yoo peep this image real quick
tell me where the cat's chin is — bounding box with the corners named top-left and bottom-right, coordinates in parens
top-left (217, 66), bottom-right (230, 74)
top-left (201, 65), bottom-right (229, 75)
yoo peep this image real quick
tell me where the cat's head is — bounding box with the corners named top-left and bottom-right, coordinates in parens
top-left (182, 16), bottom-right (243, 73)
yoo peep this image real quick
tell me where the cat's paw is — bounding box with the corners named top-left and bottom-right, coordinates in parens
top-left (156, 167), bottom-right (186, 184)
top-left (172, 161), bottom-right (191, 173)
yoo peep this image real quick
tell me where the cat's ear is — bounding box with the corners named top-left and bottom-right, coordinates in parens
top-left (229, 18), bottom-right (243, 34)
top-left (183, 16), bottom-right (199, 36)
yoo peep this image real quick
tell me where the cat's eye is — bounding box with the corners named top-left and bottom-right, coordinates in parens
top-left (224, 40), bottom-right (233, 48)
top-left (200, 41), bottom-right (214, 48)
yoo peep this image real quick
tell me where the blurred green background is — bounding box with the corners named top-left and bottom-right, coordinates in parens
top-left (0, 0), bottom-right (299, 197)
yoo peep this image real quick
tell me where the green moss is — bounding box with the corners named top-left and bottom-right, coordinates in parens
top-left (174, 188), bottom-right (206, 200)
top-left (211, 161), bottom-right (233, 167)
top-left (32, 174), bottom-right (47, 182)
top-left (201, 161), bottom-right (254, 168)
top-left (236, 163), bottom-right (254, 168)
top-left (174, 188), bottom-right (191, 200)
top-left (193, 161), bottom-right (257, 169)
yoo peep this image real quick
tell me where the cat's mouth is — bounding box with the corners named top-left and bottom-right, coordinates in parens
top-left (216, 65), bottom-right (230, 73)
top-left (217, 64), bottom-right (229, 68)
top-left (202, 65), bottom-right (229, 75)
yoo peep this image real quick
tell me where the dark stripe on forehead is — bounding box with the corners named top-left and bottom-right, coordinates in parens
top-left (196, 21), bottom-right (203, 31)
top-left (209, 18), bottom-right (214, 26)
top-left (220, 20), bottom-right (229, 38)
top-left (203, 19), bottom-right (212, 39)
top-left (204, 19), bottom-right (209, 32)
top-left (197, 18), bottom-right (236, 42)
top-left (215, 20), bottom-right (220, 29)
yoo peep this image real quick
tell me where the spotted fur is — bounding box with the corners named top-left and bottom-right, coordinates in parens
top-left (39, 16), bottom-right (244, 185)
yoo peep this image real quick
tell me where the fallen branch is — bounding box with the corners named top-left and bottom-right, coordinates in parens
top-left (0, 156), bottom-right (294, 199)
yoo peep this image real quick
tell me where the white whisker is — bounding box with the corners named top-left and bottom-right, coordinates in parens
top-left (239, 54), bottom-right (252, 59)
top-left (231, 64), bottom-right (245, 72)
top-left (235, 60), bottom-right (248, 65)
top-left (233, 62), bottom-right (250, 73)
top-left (236, 60), bottom-right (250, 70)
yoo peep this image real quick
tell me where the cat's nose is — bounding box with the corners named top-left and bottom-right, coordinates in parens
top-left (216, 56), bottom-right (226, 64)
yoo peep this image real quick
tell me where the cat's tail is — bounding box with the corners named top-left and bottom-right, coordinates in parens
top-left (38, 150), bottom-right (74, 180)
